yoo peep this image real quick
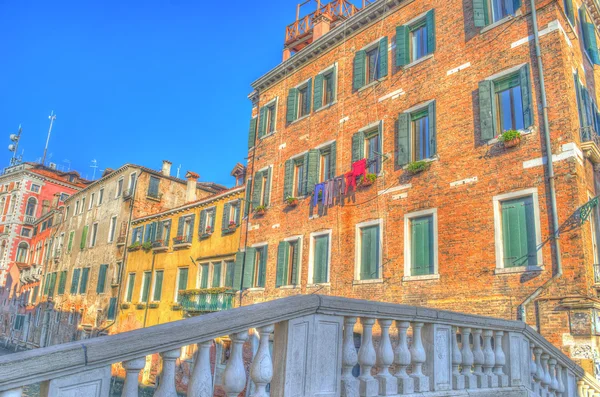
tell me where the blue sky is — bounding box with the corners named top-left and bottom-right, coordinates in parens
top-left (0, 0), bottom-right (360, 186)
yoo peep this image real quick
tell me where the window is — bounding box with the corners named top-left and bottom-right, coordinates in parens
top-left (177, 215), bottom-right (195, 240)
top-left (97, 264), bottom-right (108, 294)
top-left (574, 73), bottom-right (600, 141)
top-left (221, 201), bottom-right (240, 235)
top-left (224, 260), bottom-right (235, 288)
top-left (144, 222), bottom-right (158, 243)
top-left (353, 37), bottom-right (388, 90)
top-left (14, 315), bottom-right (24, 331)
top-left (257, 99), bottom-right (278, 139)
top-left (16, 242), bottom-right (28, 263)
top-left (57, 271), bottom-right (67, 295)
top-left (108, 216), bottom-right (117, 243)
top-left (200, 208), bottom-right (216, 235)
top-left (314, 65), bottom-right (337, 110)
top-left (310, 232), bottom-right (330, 284)
top-left (493, 189), bottom-right (542, 270)
top-left (319, 148), bottom-right (332, 183)
top-left (89, 193), bottom-right (95, 210)
top-left (352, 123), bottom-right (382, 173)
top-left (107, 297), bottom-right (117, 321)
top-left (473, 0), bottom-right (521, 27)
top-left (129, 173), bottom-right (137, 190)
top-left (59, 193), bottom-right (69, 202)
top-left (564, 0), bottom-right (575, 25)
top-left (175, 268), bottom-right (189, 302)
top-left (25, 197), bottom-right (36, 217)
top-left (148, 176), bottom-right (160, 199)
top-left (252, 246), bottom-right (267, 288)
top-left (98, 188), bottom-right (104, 205)
top-left (54, 311), bottom-right (60, 324)
top-left (581, 7), bottom-right (600, 65)
top-left (590, 194), bottom-right (600, 265)
top-left (287, 80), bottom-right (312, 123)
top-left (478, 65), bottom-right (532, 141)
top-left (294, 158), bottom-right (305, 197)
top-left (115, 262), bottom-right (123, 284)
top-left (140, 271), bottom-right (151, 303)
top-left (276, 238), bottom-right (301, 287)
top-left (79, 268), bottom-right (90, 294)
top-left (356, 221), bottom-right (381, 281)
top-left (152, 270), bottom-right (163, 301)
top-left (199, 263), bottom-right (209, 288)
top-left (30, 184), bottom-right (40, 193)
top-left (89, 223), bottom-right (98, 247)
top-left (156, 220), bottom-right (171, 245)
top-left (65, 206), bottom-right (70, 219)
top-left (252, 168), bottom-right (272, 209)
top-left (131, 226), bottom-right (143, 244)
top-left (116, 178), bottom-right (124, 198)
top-left (125, 273), bottom-right (136, 302)
top-left (80, 197), bottom-right (85, 213)
top-left (211, 262), bottom-right (222, 288)
top-left (67, 231), bottom-right (75, 252)
top-left (397, 102), bottom-right (436, 165)
top-left (21, 228), bottom-right (31, 237)
top-left (404, 209), bottom-right (438, 279)
top-left (74, 200), bottom-right (80, 215)
top-left (45, 272), bottom-right (57, 297)
top-left (396, 11), bottom-right (435, 68)
top-left (70, 269), bottom-right (81, 294)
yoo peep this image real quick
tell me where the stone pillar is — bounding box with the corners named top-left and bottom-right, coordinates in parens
top-left (40, 367), bottom-right (111, 397)
top-left (423, 323), bottom-right (452, 392)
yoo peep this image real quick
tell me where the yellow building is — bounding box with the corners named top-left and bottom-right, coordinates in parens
top-left (117, 184), bottom-right (244, 330)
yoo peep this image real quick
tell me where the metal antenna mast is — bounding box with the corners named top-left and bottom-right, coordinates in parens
top-left (42, 111), bottom-right (56, 166)
top-left (90, 159), bottom-right (99, 180)
top-left (8, 125), bottom-right (23, 166)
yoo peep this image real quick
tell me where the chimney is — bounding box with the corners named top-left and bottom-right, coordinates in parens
top-left (312, 12), bottom-right (332, 41)
top-left (185, 171), bottom-right (199, 203)
top-left (162, 160), bottom-right (172, 177)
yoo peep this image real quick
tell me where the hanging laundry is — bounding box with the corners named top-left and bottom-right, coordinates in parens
top-left (313, 182), bottom-right (326, 206)
top-left (333, 176), bottom-right (345, 202)
top-left (324, 179), bottom-right (335, 206)
top-left (345, 158), bottom-right (368, 194)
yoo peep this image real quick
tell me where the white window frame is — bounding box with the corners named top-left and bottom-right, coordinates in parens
top-left (403, 208), bottom-right (440, 281)
top-left (89, 222), bottom-right (99, 248)
top-left (108, 216), bottom-right (117, 243)
top-left (30, 183), bottom-right (41, 193)
top-left (249, 242), bottom-right (269, 290)
top-left (315, 63), bottom-right (339, 112)
top-left (125, 273), bottom-right (135, 303)
top-left (80, 197), bottom-right (86, 214)
top-left (307, 230), bottom-right (332, 286)
top-left (280, 235), bottom-right (303, 288)
top-left (493, 188), bottom-right (543, 274)
top-left (116, 178), bottom-right (124, 198)
top-left (150, 270), bottom-right (163, 303)
top-left (174, 267), bottom-right (189, 302)
top-left (98, 188), bottom-right (104, 205)
top-left (354, 219), bottom-right (384, 283)
top-left (128, 172), bottom-right (137, 190)
top-left (89, 193), bottom-right (95, 210)
top-left (140, 271), bottom-right (151, 302)
top-left (196, 262), bottom-right (211, 289)
top-left (261, 97), bottom-right (279, 138)
top-left (256, 165), bottom-right (273, 207)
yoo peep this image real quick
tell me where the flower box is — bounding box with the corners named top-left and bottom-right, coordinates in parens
top-left (127, 244), bottom-right (141, 252)
top-left (286, 198), bottom-right (299, 207)
top-left (171, 304), bottom-right (182, 311)
top-left (148, 302), bottom-right (159, 309)
top-left (135, 303), bottom-right (146, 310)
top-left (120, 303), bottom-right (130, 309)
top-left (503, 136), bottom-right (521, 148)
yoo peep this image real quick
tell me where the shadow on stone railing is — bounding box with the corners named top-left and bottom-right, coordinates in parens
top-left (0, 295), bottom-right (586, 396)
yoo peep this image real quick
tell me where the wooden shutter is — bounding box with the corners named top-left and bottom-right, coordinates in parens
top-left (257, 247), bottom-right (267, 288)
top-left (248, 117), bottom-right (258, 149)
top-left (144, 224), bottom-right (152, 243)
top-left (329, 141), bottom-right (337, 179)
top-left (243, 248), bottom-right (257, 289)
top-left (519, 65), bottom-right (534, 129)
top-left (258, 106), bottom-right (268, 138)
top-left (126, 274), bottom-right (135, 301)
top-left (426, 10), bottom-right (436, 53)
top-left (67, 232), bottom-right (74, 251)
top-left (305, 78), bottom-right (313, 115)
top-left (378, 37), bottom-right (388, 78)
top-left (581, 8), bottom-right (600, 64)
top-left (177, 216), bottom-right (184, 237)
top-left (353, 50), bottom-right (366, 90)
top-left (244, 179), bottom-right (252, 216)
top-left (153, 271), bottom-right (163, 300)
top-left (233, 252), bottom-right (245, 290)
top-left (97, 264), bottom-right (108, 293)
top-left (314, 236), bottom-right (329, 284)
top-left (252, 172), bottom-right (263, 209)
top-left (178, 268), bottom-right (189, 291)
top-left (314, 73), bottom-right (324, 110)
top-left (79, 268), bottom-right (89, 294)
top-left (428, 101), bottom-right (437, 156)
top-left (276, 241), bottom-right (290, 287)
top-left (80, 226), bottom-right (88, 250)
top-left (513, 0), bottom-right (521, 10)
top-left (58, 271), bottom-right (67, 294)
top-left (478, 80), bottom-right (496, 141)
top-left (107, 298), bottom-right (117, 320)
top-left (396, 26), bottom-right (410, 67)
top-left (286, 88), bottom-right (299, 123)
top-left (263, 168), bottom-right (272, 206)
top-left (141, 272), bottom-right (151, 302)
top-left (411, 216), bottom-right (433, 276)
top-left (283, 160), bottom-right (294, 200)
top-left (360, 226), bottom-right (379, 280)
top-left (352, 131), bottom-right (365, 163)
top-left (565, 0), bottom-right (574, 24)
top-left (210, 208), bottom-right (216, 229)
top-left (212, 262), bottom-right (222, 288)
top-left (235, 200), bottom-right (241, 224)
top-left (156, 222), bottom-right (163, 241)
top-left (225, 261), bottom-right (235, 288)
top-left (221, 203), bottom-right (231, 235)
top-left (473, 0), bottom-right (487, 27)
top-left (71, 269), bottom-right (80, 294)
top-left (187, 214), bottom-right (195, 238)
top-left (199, 210), bottom-right (207, 235)
top-left (501, 197), bottom-right (537, 268)
top-left (291, 241), bottom-right (300, 285)
top-left (306, 150), bottom-right (320, 195)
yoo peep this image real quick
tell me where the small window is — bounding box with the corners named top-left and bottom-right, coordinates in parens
top-left (199, 263), bottom-right (209, 288)
top-left (410, 106), bottom-right (435, 162)
top-left (365, 130), bottom-right (381, 174)
top-left (89, 193), bottom-right (95, 210)
top-left (224, 260), bottom-right (235, 288)
top-left (129, 173), bottom-right (137, 190)
top-left (80, 197), bottom-right (85, 214)
top-left (25, 197), bottom-right (36, 217)
top-left (252, 246), bottom-right (268, 288)
top-left (297, 84), bottom-right (310, 118)
top-left (116, 179), bottom-right (124, 198)
top-left (89, 223), bottom-right (98, 248)
top-left (252, 168), bottom-right (271, 209)
top-left (314, 67), bottom-right (336, 110)
top-left (74, 201), bottom-right (80, 215)
top-left (148, 176), bottom-right (160, 199)
top-left (21, 228), bottom-right (31, 237)
top-left (79, 268), bottom-right (90, 294)
top-left (59, 193), bottom-right (69, 202)
top-left (108, 216), bottom-right (117, 243)
top-left (96, 264), bottom-right (108, 294)
top-left (499, 196), bottom-right (538, 268)
top-left (125, 273), bottom-right (136, 302)
top-left (365, 47), bottom-right (380, 85)
top-left (200, 209), bottom-right (215, 235)
top-left (404, 209), bottom-right (438, 279)
top-left (70, 268), bottom-right (81, 294)
top-left (357, 223), bottom-right (381, 280)
top-left (474, 0), bottom-right (520, 27)
top-left (258, 100), bottom-right (278, 138)
top-left (311, 233), bottom-right (330, 284)
top-left (319, 149), bottom-right (332, 183)
top-left (140, 271), bottom-right (151, 303)
top-left (495, 74), bottom-right (524, 132)
top-left (294, 158), bottom-right (305, 197)
top-left (211, 262), bottom-right (222, 288)
top-left (276, 239), bottom-right (301, 287)
top-left (30, 184), bottom-right (41, 193)
top-left (287, 80), bottom-right (312, 123)
top-left (98, 188), bottom-right (104, 205)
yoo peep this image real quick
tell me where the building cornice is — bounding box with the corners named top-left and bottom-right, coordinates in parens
top-left (250, 0), bottom-right (405, 93)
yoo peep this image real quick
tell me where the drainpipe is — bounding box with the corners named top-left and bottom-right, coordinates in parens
top-left (518, 0), bottom-right (563, 324)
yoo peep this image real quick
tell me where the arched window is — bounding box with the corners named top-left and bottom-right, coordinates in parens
top-left (25, 198), bottom-right (37, 217)
top-left (16, 242), bottom-right (28, 263)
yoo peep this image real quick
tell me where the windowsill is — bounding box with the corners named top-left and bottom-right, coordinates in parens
top-left (278, 285), bottom-right (300, 290)
top-left (494, 266), bottom-right (543, 275)
top-left (307, 283), bottom-right (330, 288)
top-left (487, 127), bottom-right (534, 145)
top-left (402, 274), bottom-right (440, 282)
top-left (353, 278), bottom-right (383, 285)
top-left (314, 101), bottom-right (338, 114)
top-left (403, 54), bottom-right (434, 70)
top-left (290, 114), bottom-right (310, 125)
top-left (358, 77), bottom-right (386, 93)
top-left (146, 196), bottom-right (162, 203)
top-left (259, 131), bottom-right (277, 140)
top-left (247, 287), bottom-right (265, 292)
top-left (480, 13), bottom-right (518, 34)
top-left (402, 156), bottom-right (439, 170)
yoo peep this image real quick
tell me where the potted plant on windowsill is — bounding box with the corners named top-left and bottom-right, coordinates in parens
top-left (255, 205), bottom-right (266, 216)
top-left (359, 173), bottom-right (377, 187)
top-left (148, 302), bottom-right (159, 309)
top-left (498, 129), bottom-right (522, 148)
top-left (406, 160), bottom-right (431, 174)
top-left (286, 196), bottom-right (299, 207)
top-left (228, 220), bottom-right (237, 231)
top-left (127, 242), bottom-right (141, 252)
top-left (174, 235), bottom-right (185, 244)
top-left (141, 241), bottom-right (153, 252)
top-left (120, 303), bottom-right (130, 309)
top-left (135, 303), bottom-right (146, 310)
top-left (171, 303), bottom-right (182, 311)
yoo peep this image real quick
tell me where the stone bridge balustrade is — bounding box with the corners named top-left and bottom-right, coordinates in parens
top-left (0, 295), bottom-right (590, 397)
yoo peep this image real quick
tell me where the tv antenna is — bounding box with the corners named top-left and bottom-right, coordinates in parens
top-left (8, 125), bottom-right (23, 166)
top-left (90, 159), bottom-right (99, 180)
top-left (42, 111), bottom-right (56, 166)
top-left (176, 164), bottom-right (182, 179)
top-left (63, 159), bottom-right (71, 171)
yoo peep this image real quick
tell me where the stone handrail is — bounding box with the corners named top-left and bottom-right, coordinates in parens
top-left (0, 295), bottom-right (585, 396)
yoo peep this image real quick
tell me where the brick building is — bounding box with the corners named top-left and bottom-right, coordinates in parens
top-left (238, 0), bottom-right (600, 377)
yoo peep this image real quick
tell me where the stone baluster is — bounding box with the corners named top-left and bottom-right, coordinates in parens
top-left (556, 365), bottom-right (565, 397)
top-left (579, 381), bottom-right (588, 397)
top-left (188, 341), bottom-right (213, 397)
top-left (530, 343), bottom-right (537, 384)
top-left (409, 322), bottom-right (429, 392)
top-left (154, 348), bottom-right (181, 397)
top-left (250, 325), bottom-right (274, 397)
top-left (493, 331), bottom-right (508, 387)
top-left (482, 330), bottom-right (498, 388)
top-left (451, 326), bottom-right (465, 390)
top-left (461, 327), bottom-right (477, 389)
top-left (533, 347), bottom-right (544, 395)
top-left (375, 319), bottom-right (397, 396)
top-left (540, 353), bottom-right (551, 394)
top-left (222, 331), bottom-right (249, 397)
top-left (472, 329), bottom-right (487, 388)
top-left (357, 318), bottom-right (378, 397)
top-left (121, 357), bottom-right (146, 397)
top-left (341, 317), bottom-right (359, 397)
top-left (0, 389), bottom-right (23, 397)
top-left (548, 358), bottom-right (559, 393)
top-left (393, 321), bottom-right (414, 394)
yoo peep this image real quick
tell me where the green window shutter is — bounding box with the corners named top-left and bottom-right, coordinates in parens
top-left (248, 117), bottom-right (258, 149)
top-left (478, 80), bottom-right (496, 141)
top-left (80, 225), bottom-right (88, 250)
top-left (141, 272), bottom-right (151, 302)
top-left (178, 268), bottom-right (189, 291)
top-left (314, 73), bottom-right (324, 110)
top-left (58, 271), bottom-right (67, 294)
top-left (212, 262), bottom-right (222, 288)
top-left (306, 150), bottom-right (320, 195)
top-left (397, 113), bottom-right (410, 166)
top-left (565, 0), bottom-right (575, 24)
top-left (314, 235), bottom-right (329, 284)
top-left (581, 8), bottom-right (600, 64)
top-left (67, 232), bottom-right (74, 251)
top-left (235, 200), bottom-right (241, 224)
top-left (263, 168), bottom-right (272, 206)
top-left (378, 37), bottom-right (388, 78)
top-left (351, 131), bottom-right (365, 163)
top-left (70, 269), bottom-right (80, 294)
top-left (426, 10), bottom-right (436, 54)
top-left (153, 271), bottom-right (163, 301)
top-left (519, 65), bottom-right (534, 129)
top-left (428, 101), bottom-right (437, 156)
top-left (49, 273), bottom-right (57, 297)
top-left (221, 203), bottom-right (231, 235)
top-left (257, 247), bottom-right (267, 288)
top-left (107, 298), bottom-right (117, 320)
top-left (225, 261), bottom-right (235, 288)
top-left (188, 214), bottom-right (195, 238)
top-left (79, 268), bottom-right (89, 294)
top-left (513, 0), bottom-right (521, 10)
top-left (126, 274), bottom-right (135, 302)
top-left (156, 222), bottom-right (163, 241)
top-left (244, 180), bottom-right (252, 216)
top-left (473, 0), bottom-right (487, 27)
top-left (243, 248), bottom-right (257, 289)
top-left (329, 141), bottom-right (337, 179)
top-left (233, 252), bottom-right (245, 290)
top-left (199, 210), bottom-right (207, 235)
top-left (276, 241), bottom-right (290, 287)
top-left (501, 197), bottom-right (537, 268)
top-left (97, 264), bottom-right (108, 294)
top-left (177, 217), bottom-right (184, 237)
top-left (305, 78), bottom-right (313, 114)
top-left (411, 216), bottom-right (434, 276)
top-left (283, 160), bottom-right (294, 200)
top-left (360, 226), bottom-right (379, 280)
top-left (210, 209), bottom-right (216, 229)
top-left (396, 26), bottom-right (410, 67)
top-left (286, 88), bottom-right (299, 123)
top-left (353, 50), bottom-right (366, 90)
top-left (144, 224), bottom-right (151, 243)
top-left (258, 106), bottom-right (268, 138)
top-left (291, 241), bottom-right (300, 285)
top-left (252, 172), bottom-right (263, 209)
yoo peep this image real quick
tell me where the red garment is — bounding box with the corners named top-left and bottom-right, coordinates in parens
top-left (345, 159), bottom-right (368, 194)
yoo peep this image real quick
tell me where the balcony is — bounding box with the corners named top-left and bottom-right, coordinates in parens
top-left (179, 289), bottom-right (236, 314)
top-left (122, 189), bottom-right (133, 200)
top-left (152, 239), bottom-right (168, 252)
top-left (172, 235), bottom-right (192, 249)
top-left (146, 192), bottom-right (163, 202)
top-left (23, 215), bottom-right (36, 225)
top-left (581, 126), bottom-right (600, 164)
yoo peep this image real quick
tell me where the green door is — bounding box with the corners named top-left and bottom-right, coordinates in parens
top-left (411, 216), bottom-right (434, 276)
top-left (313, 235), bottom-right (329, 284)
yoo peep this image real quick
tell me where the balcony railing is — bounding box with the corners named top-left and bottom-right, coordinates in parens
top-left (0, 295), bottom-right (586, 397)
top-left (580, 126), bottom-right (600, 164)
top-left (172, 235), bottom-right (192, 248)
top-left (23, 215), bottom-right (36, 225)
top-left (179, 289), bottom-right (236, 313)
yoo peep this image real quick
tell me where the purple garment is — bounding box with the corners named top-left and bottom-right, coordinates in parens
top-left (324, 179), bottom-right (335, 206)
